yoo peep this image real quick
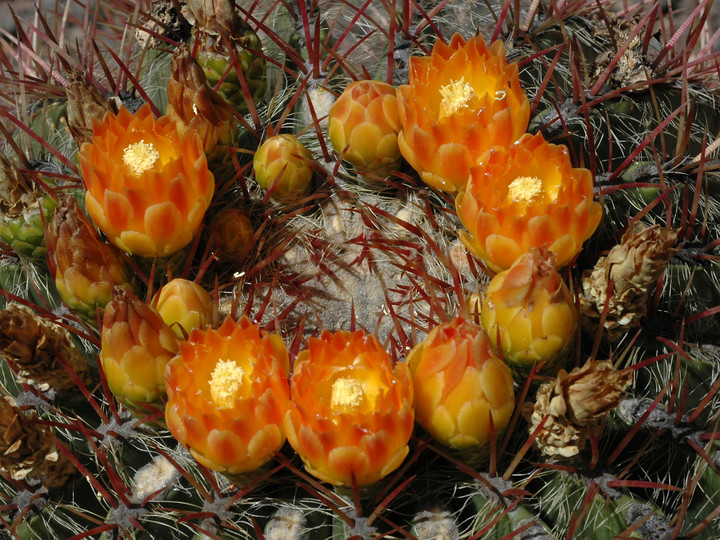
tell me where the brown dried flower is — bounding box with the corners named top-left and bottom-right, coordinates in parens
top-left (580, 223), bottom-right (679, 340)
top-left (523, 359), bottom-right (632, 458)
top-left (0, 304), bottom-right (92, 392)
top-left (65, 71), bottom-right (119, 147)
top-left (166, 44), bottom-right (237, 155)
top-left (0, 396), bottom-right (74, 489)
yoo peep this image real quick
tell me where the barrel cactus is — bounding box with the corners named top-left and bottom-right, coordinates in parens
top-left (0, 0), bottom-right (718, 538)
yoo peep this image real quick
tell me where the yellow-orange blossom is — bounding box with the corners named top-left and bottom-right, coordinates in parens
top-left (165, 318), bottom-right (290, 476)
top-left (396, 33), bottom-right (530, 192)
top-left (79, 104), bottom-right (214, 257)
top-left (457, 132), bottom-right (602, 273)
top-left (284, 329), bottom-right (414, 486)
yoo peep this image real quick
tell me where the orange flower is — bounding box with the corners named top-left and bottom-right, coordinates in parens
top-left (396, 33), bottom-right (529, 192)
top-left (284, 329), bottom-right (414, 487)
top-left (328, 80), bottom-right (402, 173)
top-left (456, 133), bottom-right (603, 273)
top-left (79, 104), bottom-right (214, 257)
top-left (165, 318), bottom-right (290, 476)
top-left (253, 134), bottom-right (314, 198)
top-left (407, 317), bottom-right (515, 450)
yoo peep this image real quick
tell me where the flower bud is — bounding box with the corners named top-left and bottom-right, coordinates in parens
top-left (328, 80), bottom-right (402, 174)
top-left (407, 317), bottom-right (515, 454)
top-left (481, 248), bottom-right (578, 377)
top-left (47, 196), bottom-right (134, 322)
top-left (100, 288), bottom-right (179, 415)
top-left (253, 134), bottom-right (314, 198)
top-left (153, 278), bottom-right (214, 339)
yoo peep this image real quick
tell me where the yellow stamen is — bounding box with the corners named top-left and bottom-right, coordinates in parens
top-left (439, 77), bottom-right (476, 119)
top-left (507, 176), bottom-right (543, 205)
top-left (331, 377), bottom-right (364, 412)
top-left (209, 359), bottom-right (245, 409)
top-left (123, 140), bottom-right (160, 175)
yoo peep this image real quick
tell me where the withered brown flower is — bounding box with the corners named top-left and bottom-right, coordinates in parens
top-left (523, 360), bottom-right (632, 458)
top-left (0, 396), bottom-right (74, 489)
top-left (581, 223), bottom-right (679, 340)
top-left (0, 304), bottom-right (92, 392)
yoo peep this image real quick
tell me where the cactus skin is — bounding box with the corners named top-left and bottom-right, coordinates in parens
top-left (0, 1), bottom-right (719, 539)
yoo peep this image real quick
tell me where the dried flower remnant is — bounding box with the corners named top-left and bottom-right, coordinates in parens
top-left (284, 329), bottom-right (414, 486)
top-left (457, 132), bottom-right (602, 273)
top-left (165, 317), bottom-right (290, 477)
top-left (187, 0), bottom-right (267, 114)
top-left (0, 304), bottom-right (91, 392)
top-left (328, 80), bottom-right (402, 174)
top-left (100, 288), bottom-right (179, 416)
top-left (396, 33), bottom-right (530, 192)
top-left (47, 196), bottom-right (135, 321)
top-left (65, 70), bottom-right (119, 147)
top-left (481, 248), bottom-right (578, 377)
top-left (407, 317), bottom-right (515, 453)
top-left (166, 44), bottom-right (237, 158)
top-left (0, 396), bottom-right (74, 489)
top-left (78, 104), bottom-right (214, 258)
top-left (523, 360), bottom-right (632, 458)
top-left (581, 223), bottom-right (679, 341)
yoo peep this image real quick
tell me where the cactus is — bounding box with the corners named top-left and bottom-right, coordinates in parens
top-left (1, 0), bottom-right (719, 538)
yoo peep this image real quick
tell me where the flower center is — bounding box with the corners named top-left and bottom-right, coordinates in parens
top-left (507, 176), bottom-right (543, 205)
top-left (123, 140), bottom-right (160, 175)
top-left (331, 377), bottom-right (365, 412)
top-left (209, 359), bottom-right (245, 409)
top-left (439, 77), bottom-right (476, 119)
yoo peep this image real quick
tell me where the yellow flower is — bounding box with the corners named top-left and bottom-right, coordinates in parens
top-left (100, 288), bottom-right (179, 415)
top-left (456, 132), bottom-right (603, 273)
top-left (481, 248), bottom-right (578, 377)
top-left (78, 104), bottom-right (214, 257)
top-left (396, 33), bottom-right (530, 192)
top-left (284, 329), bottom-right (414, 487)
top-left (253, 134), bottom-right (314, 198)
top-left (153, 278), bottom-right (215, 339)
top-left (165, 318), bottom-right (290, 476)
top-left (328, 80), bottom-right (402, 173)
top-left (407, 317), bottom-right (514, 451)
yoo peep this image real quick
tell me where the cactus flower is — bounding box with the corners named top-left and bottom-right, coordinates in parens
top-left (456, 132), bottom-right (603, 273)
top-left (47, 196), bottom-right (134, 321)
top-left (328, 80), bottom-right (402, 173)
top-left (78, 103), bottom-right (214, 258)
top-left (164, 317), bottom-right (290, 476)
top-left (253, 134), bottom-right (314, 198)
top-left (481, 248), bottom-right (578, 377)
top-left (407, 317), bottom-right (515, 451)
top-left (153, 278), bottom-right (215, 339)
top-left (396, 33), bottom-right (530, 192)
top-left (100, 287), bottom-right (179, 415)
top-left (284, 329), bottom-right (414, 487)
